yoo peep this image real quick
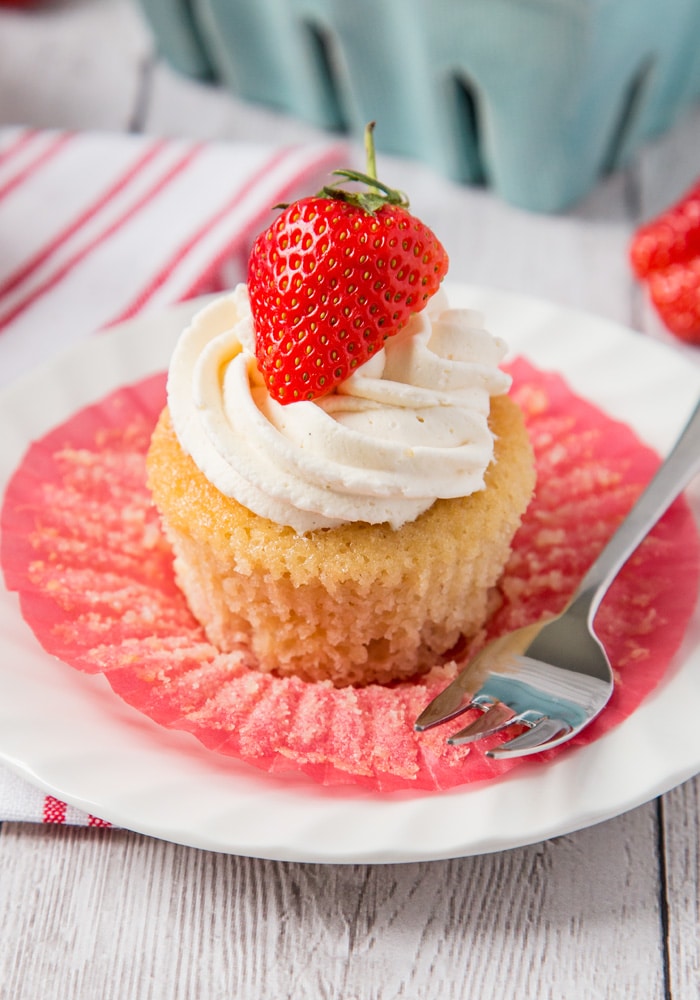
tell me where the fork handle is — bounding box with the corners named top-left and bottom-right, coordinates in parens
top-left (574, 396), bottom-right (700, 621)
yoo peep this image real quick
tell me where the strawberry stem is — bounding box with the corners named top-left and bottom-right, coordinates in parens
top-left (365, 121), bottom-right (378, 186)
top-left (320, 122), bottom-right (409, 213)
top-left (275, 123), bottom-right (409, 215)
top-left (326, 170), bottom-right (407, 204)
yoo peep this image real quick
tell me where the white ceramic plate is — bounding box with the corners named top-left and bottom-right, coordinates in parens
top-left (0, 286), bottom-right (698, 864)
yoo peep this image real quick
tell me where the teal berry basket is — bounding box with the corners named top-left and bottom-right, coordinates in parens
top-left (137, 0), bottom-right (700, 212)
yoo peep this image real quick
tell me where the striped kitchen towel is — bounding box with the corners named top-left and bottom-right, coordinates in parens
top-left (0, 125), bottom-right (346, 824)
top-left (0, 126), bottom-right (346, 387)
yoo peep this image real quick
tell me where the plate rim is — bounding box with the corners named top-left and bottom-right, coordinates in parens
top-left (0, 284), bottom-right (699, 864)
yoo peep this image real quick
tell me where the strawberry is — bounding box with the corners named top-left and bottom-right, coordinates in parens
top-left (647, 257), bottom-right (700, 344)
top-left (248, 125), bottom-right (449, 404)
top-left (629, 176), bottom-right (700, 345)
top-left (630, 178), bottom-right (700, 279)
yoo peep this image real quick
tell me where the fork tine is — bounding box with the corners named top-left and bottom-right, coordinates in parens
top-left (414, 679), bottom-right (474, 731)
top-left (447, 701), bottom-right (514, 745)
top-left (486, 717), bottom-right (572, 759)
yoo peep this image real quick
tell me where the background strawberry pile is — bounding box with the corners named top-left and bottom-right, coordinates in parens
top-left (630, 178), bottom-right (700, 345)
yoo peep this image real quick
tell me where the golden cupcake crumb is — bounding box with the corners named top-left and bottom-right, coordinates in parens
top-left (146, 395), bottom-right (535, 686)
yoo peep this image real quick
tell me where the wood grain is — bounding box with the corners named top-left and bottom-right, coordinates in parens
top-left (0, 803), bottom-right (667, 1000)
top-left (662, 778), bottom-right (700, 1000)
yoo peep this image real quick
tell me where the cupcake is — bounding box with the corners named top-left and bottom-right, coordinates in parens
top-left (147, 131), bottom-right (535, 687)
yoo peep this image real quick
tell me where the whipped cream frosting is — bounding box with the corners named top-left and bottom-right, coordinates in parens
top-left (166, 284), bottom-right (511, 533)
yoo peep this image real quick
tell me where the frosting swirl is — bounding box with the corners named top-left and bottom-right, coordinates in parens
top-left (167, 284), bottom-right (511, 532)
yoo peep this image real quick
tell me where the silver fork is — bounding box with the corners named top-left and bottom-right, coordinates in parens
top-left (415, 396), bottom-right (700, 759)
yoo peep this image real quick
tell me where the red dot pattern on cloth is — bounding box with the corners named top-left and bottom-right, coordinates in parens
top-left (87, 815), bottom-right (112, 828)
top-left (41, 793), bottom-right (111, 825)
top-left (43, 796), bottom-right (67, 824)
top-left (2, 361), bottom-right (699, 793)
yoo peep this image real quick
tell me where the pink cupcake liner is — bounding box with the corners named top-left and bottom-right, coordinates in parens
top-left (2, 359), bottom-right (698, 792)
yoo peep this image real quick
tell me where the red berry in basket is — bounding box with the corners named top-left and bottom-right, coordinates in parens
top-left (630, 178), bottom-right (700, 279)
top-left (248, 126), bottom-right (448, 404)
top-left (647, 257), bottom-right (700, 345)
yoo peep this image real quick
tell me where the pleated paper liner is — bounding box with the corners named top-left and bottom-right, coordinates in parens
top-left (2, 358), bottom-right (699, 792)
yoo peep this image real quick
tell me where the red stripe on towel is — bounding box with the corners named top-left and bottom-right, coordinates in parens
top-left (0, 128), bottom-right (39, 169)
top-left (177, 144), bottom-right (347, 303)
top-left (110, 143), bottom-right (346, 323)
top-left (106, 146), bottom-right (295, 324)
top-left (0, 138), bottom-right (168, 301)
top-left (0, 143), bottom-right (205, 333)
top-left (0, 131), bottom-right (74, 201)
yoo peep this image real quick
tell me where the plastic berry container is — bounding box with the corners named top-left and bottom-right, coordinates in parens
top-left (137, 0), bottom-right (700, 212)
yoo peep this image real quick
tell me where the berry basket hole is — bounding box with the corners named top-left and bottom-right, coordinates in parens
top-left (601, 54), bottom-right (656, 175)
top-left (449, 72), bottom-right (486, 185)
top-left (303, 20), bottom-right (349, 132)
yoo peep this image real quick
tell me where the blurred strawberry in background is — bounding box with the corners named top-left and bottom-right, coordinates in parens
top-left (630, 179), bottom-right (700, 345)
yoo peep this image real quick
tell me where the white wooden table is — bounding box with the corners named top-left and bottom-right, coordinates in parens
top-left (1, 3), bottom-right (699, 997)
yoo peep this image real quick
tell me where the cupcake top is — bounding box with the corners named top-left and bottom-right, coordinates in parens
top-left (167, 127), bottom-right (512, 533)
top-left (166, 284), bottom-right (511, 532)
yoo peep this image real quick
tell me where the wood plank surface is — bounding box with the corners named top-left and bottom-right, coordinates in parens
top-left (0, 2), bottom-right (698, 998)
top-left (663, 780), bottom-right (700, 1000)
top-left (0, 804), bottom-right (667, 1000)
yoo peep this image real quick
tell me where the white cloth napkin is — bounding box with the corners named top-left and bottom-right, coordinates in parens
top-left (0, 125), bottom-right (346, 824)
